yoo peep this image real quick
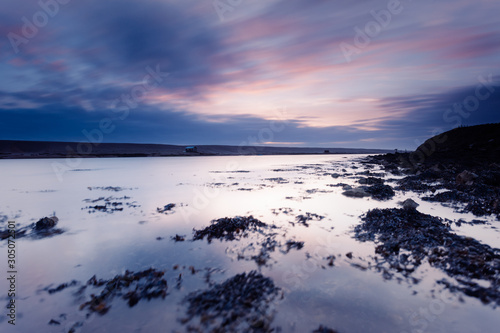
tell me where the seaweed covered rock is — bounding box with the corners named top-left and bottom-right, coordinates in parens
top-left (354, 208), bottom-right (500, 305)
top-left (358, 177), bottom-right (384, 185)
top-left (193, 216), bottom-right (267, 242)
top-left (33, 216), bottom-right (58, 231)
top-left (157, 203), bottom-right (175, 214)
top-left (182, 271), bottom-right (282, 332)
top-left (342, 184), bottom-right (395, 200)
top-left (1, 216), bottom-right (62, 240)
top-left (363, 124), bottom-right (500, 219)
top-left (295, 212), bottom-right (324, 227)
top-left (193, 216), bottom-right (304, 266)
top-left (81, 268), bottom-right (168, 314)
top-left (364, 184), bottom-right (395, 200)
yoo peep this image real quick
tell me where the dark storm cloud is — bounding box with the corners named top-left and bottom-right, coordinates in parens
top-left (370, 75), bottom-right (500, 147)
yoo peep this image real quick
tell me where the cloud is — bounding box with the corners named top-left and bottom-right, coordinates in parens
top-left (1, 0), bottom-right (499, 149)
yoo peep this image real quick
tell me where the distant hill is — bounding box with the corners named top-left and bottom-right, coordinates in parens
top-left (415, 123), bottom-right (500, 165)
top-left (0, 140), bottom-right (393, 159)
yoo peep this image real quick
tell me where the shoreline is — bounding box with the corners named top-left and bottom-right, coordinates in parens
top-left (0, 139), bottom-right (394, 160)
top-left (0, 152), bottom-right (388, 160)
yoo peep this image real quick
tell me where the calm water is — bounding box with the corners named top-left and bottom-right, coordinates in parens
top-left (0, 155), bottom-right (499, 332)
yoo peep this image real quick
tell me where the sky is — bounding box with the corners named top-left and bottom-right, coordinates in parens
top-left (1, 0), bottom-right (499, 149)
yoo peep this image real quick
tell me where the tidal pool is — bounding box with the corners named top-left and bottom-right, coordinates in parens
top-left (0, 155), bottom-right (498, 332)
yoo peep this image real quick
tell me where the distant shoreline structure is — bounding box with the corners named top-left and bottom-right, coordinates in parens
top-left (0, 140), bottom-right (395, 159)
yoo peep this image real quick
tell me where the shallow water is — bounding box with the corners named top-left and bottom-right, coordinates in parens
top-left (0, 155), bottom-right (499, 332)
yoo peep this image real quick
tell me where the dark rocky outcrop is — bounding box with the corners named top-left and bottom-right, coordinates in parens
top-left (354, 208), bottom-right (500, 305)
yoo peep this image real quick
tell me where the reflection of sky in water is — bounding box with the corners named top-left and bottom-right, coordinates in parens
top-left (0, 155), bottom-right (499, 332)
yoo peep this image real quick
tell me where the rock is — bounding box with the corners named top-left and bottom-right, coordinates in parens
top-left (182, 271), bottom-right (281, 331)
top-left (33, 216), bottom-right (58, 231)
top-left (157, 203), bottom-right (175, 213)
top-left (342, 187), bottom-right (370, 198)
top-left (295, 213), bottom-right (324, 227)
top-left (171, 234), bottom-right (186, 242)
top-left (47, 280), bottom-right (79, 294)
top-left (358, 177), bottom-right (384, 185)
top-left (354, 208), bottom-right (500, 306)
top-left (365, 184), bottom-right (395, 200)
top-left (400, 199), bottom-right (419, 210)
top-left (456, 170), bottom-right (478, 185)
top-left (193, 216), bottom-right (267, 242)
top-left (284, 240), bottom-right (305, 252)
top-left (82, 268), bottom-right (168, 314)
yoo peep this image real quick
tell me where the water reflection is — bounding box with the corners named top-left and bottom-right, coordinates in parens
top-left (0, 155), bottom-right (498, 332)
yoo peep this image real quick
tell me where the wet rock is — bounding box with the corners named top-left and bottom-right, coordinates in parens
top-left (171, 234), bottom-right (186, 242)
top-left (456, 170), bottom-right (478, 185)
top-left (396, 176), bottom-right (441, 193)
top-left (365, 184), bottom-right (395, 200)
top-left (1, 216), bottom-right (64, 240)
top-left (399, 199), bottom-right (419, 210)
top-left (0, 227), bottom-right (27, 240)
top-left (358, 177), bottom-right (384, 185)
top-left (157, 203), bottom-right (175, 214)
top-left (195, 215), bottom-right (306, 267)
top-left (354, 208), bottom-right (500, 305)
top-left (342, 187), bottom-right (370, 198)
top-left (422, 187), bottom-right (500, 218)
top-left (81, 268), bottom-right (168, 315)
top-left (265, 177), bottom-right (289, 184)
top-left (422, 190), bottom-right (464, 203)
top-left (455, 219), bottom-right (487, 227)
top-left (328, 183), bottom-right (351, 190)
top-left (305, 189), bottom-right (334, 195)
top-left (193, 216), bottom-right (267, 242)
top-left (33, 216), bottom-right (58, 231)
top-left (363, 147), bottom-right (500, 219)
top-left (88, 186), bottom-right (133, 192)
top-left (284, 240), bottom-right (305, 253)
top-left (326, 255), bottom-right (336, 267)
top-left (82, 196), bottom-right (138, 213)
top-left (0, 230), bottom-right (9, 240)
top-left (295, 213), bottom-right (324, 227)
top-left (46, 280), bottom-right (79, 294)
top-left (182, 271), bottom-right (282, 332)
top-left (246, 236), bottom-right (280, 267)
top-left (271, 207), bottom-right (294, 216)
